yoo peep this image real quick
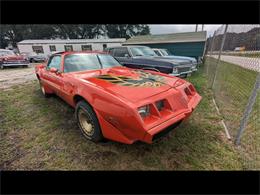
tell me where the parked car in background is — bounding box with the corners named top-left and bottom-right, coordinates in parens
top-left (152, 48), bottom-right (198, 72)
top-left (106, 46), bottom-right (193, 77)
top-left (35, 51), bottom-right (201, 144)
top-left (21, 52), bottom-right (48, 63)
top-left (0, 49), bottom-right (29, 69)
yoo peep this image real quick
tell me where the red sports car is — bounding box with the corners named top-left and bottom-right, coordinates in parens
top-left (35, 51), bottom-right (201, 144)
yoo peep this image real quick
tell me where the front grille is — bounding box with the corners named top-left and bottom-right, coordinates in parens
top-left (152, 120), bottom-right (182, 141)
top-left (178, 66), bottom-right (191, 73)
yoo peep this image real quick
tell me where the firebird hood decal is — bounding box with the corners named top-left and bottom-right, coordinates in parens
top-left (95, 70), bottom-right (166, 87)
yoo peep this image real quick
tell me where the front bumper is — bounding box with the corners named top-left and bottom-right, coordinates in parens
top-left (143, 92), bottom-right (201, 143)
top-left (169, 70), bottom-right (193, 77)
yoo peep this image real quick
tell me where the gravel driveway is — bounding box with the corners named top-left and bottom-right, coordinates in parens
top-left (211, 55), bottom-right (260, 72)
top-left (0, 64), bottom-right (38, 90)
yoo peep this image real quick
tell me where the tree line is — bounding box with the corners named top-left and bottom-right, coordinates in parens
top-left (0, 24), bottom-right (150, 48)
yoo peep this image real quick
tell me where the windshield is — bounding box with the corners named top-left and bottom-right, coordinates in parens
top-left (0, 50), bottom-right (15, 56)
top-left (64, 53), bottom-right (121, 73)
top-left (98, 54), bottom-right (121, 68)
top-left (130, 47), bottom-right (157, 57)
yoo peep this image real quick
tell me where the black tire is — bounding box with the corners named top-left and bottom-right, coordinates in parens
top-left (30, 59), bottom-right (34, 63)
top-left (0, 64), bottom-right (4, 70)
top-left (75, 100), bottom-right (103, 142)
top-left (181, 74), bottom-right (188, 78)
top-left (39, 80), bottom-right (52, 98)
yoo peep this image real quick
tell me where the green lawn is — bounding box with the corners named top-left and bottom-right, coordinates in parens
top-left (204, 57), bottom-right (260, 169)
top-left (0, 67), bottom-right (257, 170)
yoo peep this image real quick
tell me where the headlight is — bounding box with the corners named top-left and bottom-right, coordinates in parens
top-left (172, 67), bottom-right (178, 73)
top-left (155, 100), bottom-right (164, 111)
top-left (138, 105), bottom-right (150, 118)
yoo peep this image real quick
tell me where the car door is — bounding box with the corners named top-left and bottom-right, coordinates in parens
top-left (42, 55), bottom-right (63, 94)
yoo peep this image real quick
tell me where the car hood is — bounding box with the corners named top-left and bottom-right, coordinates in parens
top-left (157, 55), bottom-right (196, 63)
top-left (130, 56), bottom-right (180, 66)
top-left (71, 66), bottom-right (183, 103)
top-left (154, 56), bottom-right (192, 64)
top-left (1, 55), bottom-right (25, 61)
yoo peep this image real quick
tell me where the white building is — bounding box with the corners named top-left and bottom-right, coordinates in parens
top-left (17, 38), bottom-right (126, 54)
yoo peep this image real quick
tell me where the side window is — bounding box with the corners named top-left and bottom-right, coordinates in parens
top-left (32, 46), bottom-right (44, 54)
top-left (81, 45), bottom-right (92, 51)
top-left (47, 55), bottom-right (61, 70)
top-left (154, 50), bottom-right (161, 56)
top-left (64, 45), bottom-right (73, 51)
top-left (113, 47), bottom-right (129, 57)
top-left (49, 45), bottom-right (56, 52)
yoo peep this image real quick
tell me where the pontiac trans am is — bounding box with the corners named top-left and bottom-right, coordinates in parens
top-left (35, 51), bottom-right (201, 144)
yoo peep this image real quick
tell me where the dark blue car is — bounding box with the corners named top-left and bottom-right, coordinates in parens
top-left (106, 46), bottom-right (193, 77)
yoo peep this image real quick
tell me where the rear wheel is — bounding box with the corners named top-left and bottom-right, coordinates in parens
top-left (0, 64), bottom-right (4, 70)
top-left (75, 100), bottom-right (103, 142)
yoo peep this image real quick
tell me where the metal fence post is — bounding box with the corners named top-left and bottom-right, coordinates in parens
top-left (235, 73), bottom-right (260, 145)
top-left (211, 25), bottom-right (229, 89)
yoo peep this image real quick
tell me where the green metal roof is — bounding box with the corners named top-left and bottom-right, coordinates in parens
top-left (124, 31), bottom-right (207, 45)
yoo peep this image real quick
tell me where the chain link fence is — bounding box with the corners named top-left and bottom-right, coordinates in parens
top-left (204, 25), bottom-right (260, 169)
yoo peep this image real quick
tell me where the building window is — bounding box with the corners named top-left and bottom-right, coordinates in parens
top-left (64, 45), bottom-right (73, 51)
top-left (32, 46), bottom-right (44, 54)
top-left (49, 45), bottom-right (56, 52)
top-left (103, 44), bottom-right (107, 50)
top-left (81, 45), bottom-right (92, 51)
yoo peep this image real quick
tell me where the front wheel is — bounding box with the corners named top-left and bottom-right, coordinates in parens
top-left (75, 100), bottom-right (103, 142)
top-left (0, 65), bottom-right (4, 70)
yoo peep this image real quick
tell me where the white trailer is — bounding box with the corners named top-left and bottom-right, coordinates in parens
top-left (17, 38), bottom-right (126, 55)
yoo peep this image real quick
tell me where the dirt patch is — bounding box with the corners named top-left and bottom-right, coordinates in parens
top-left (0, 64), bottom-right (38, 89)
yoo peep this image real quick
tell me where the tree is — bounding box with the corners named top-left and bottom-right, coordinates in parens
top-left (54, 24), bottom-right (106, 39)
top-left (27, 25), bottom-right (57, 39)
top-left (104, 24), bottom-right (150, 39)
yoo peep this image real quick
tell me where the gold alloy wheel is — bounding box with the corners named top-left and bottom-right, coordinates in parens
top-left (78, 109), bottom-right (94, 136)
top-left (41, 85), bottom-right (45, 95)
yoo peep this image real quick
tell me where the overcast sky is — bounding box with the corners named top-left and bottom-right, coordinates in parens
top-left (149, 25), bottom-right (222, 37)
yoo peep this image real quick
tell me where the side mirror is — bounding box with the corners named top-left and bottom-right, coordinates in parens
top-left (49, 67), bottom-right (58, 73)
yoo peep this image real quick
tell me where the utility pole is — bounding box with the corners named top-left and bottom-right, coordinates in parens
top-left (202, 24), bottom-right (204, 31)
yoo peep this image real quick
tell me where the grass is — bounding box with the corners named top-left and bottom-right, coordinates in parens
top-left (204, 57), bottom-right (260, 169)
top-left (0, 66), bottom-right (257, 170)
